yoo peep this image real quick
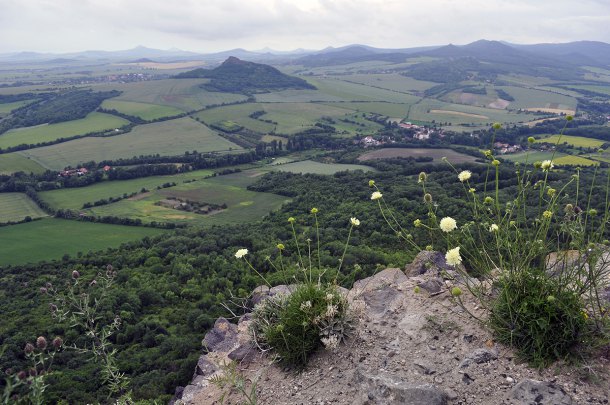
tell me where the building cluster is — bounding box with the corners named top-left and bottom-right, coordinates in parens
top-left (493, 142), bottom-right (522, 154)
top-left (58, 167), bottom-right (89, 177)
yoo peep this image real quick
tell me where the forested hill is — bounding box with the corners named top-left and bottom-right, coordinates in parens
top-left (174, 56), bottom-right (316, 93)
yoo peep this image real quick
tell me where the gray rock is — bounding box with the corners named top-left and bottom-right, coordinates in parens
top-left (417, 278), bottom-right (445, 293)
top-left (460, 348), bottom-right (498, 368)
top-left (405, 251), bottom-right (454, 277)
top-left (202, 317), bottom-right (238, 352)
top-left (361, 286), bottom-right (402, 317)
top-left (510, 379), bottom-right (573, 404)
top-left (251, 285), bottom-right (270, 305)
top-left (353, 367), bottom-right (447, 405)
top-left (228, 342), bottom-right (256, 364)
top-left (194, 356), bottom-right (217, 377)
top-left (353, 268), bottom-right (408, 293)
top-left (269, 284), bottom-right (294, 296)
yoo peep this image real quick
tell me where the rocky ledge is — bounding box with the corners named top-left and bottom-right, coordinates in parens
top-left (172, 251), bottom-right (609, 405)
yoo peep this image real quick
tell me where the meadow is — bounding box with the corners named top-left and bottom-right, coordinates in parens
top-left (0, 153), bottom-right (45, 175)
top-left (534, 134), bottom-right (607, 148)
top-left (0, 193), bottom-right (48, 223)
top-left (39, 169), bottom-right (214, 210)
top-left (501, 150), bottom-right (567, 164)
top-left (553, 155), bottom-right (599, 166)
top-left (270, 160), bottom-right (375, 175)
top-left (319, 101), bottom-right (412, 118)
top-left (96, 79), bottom-right (247, 112)
top-left (0, 99), bottom-right (37, 116)
top-left (194, 103), bottom-right (276, 134)
top-left (305, 77), bottom-right (420, 104)
top-left (495, 86), bottom-right (577, 112)
top-left (18, 118), bottom-right (242, 170)
top-left (101, 99), bottom-right (184, 120)
top-left (341, 74), bottom-right (436, 93)
top-left (358, 148), bottom-right (478, 163)
top-left (407, 99), bottom-right (530, 126)
top-left (83, 172), bottom-right (290, 226)
top-left (0, 218), bottom-right (163, 266)
top-left (0, 112), bottom-right (129, 149)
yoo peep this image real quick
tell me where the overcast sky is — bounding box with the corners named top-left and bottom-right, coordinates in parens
top-left (2, 0), bottom-right (610, 54)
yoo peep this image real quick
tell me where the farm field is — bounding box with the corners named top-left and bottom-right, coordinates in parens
top-left (270, 160), bottom-right (375, 175)
top-left (255, 89), bottom-right (344, 103)
top-left (259, 103), bottom-right (356, 134)
top-left (564, 85), bottom-right (610, 96)
top-left (97, 79), bottom-right (247, 111)
top-left (501, 151), bottom-right (567, 164)
top-left (553, 155), bottom-right (599, 166)
top-left (0, 112), bottom-right (129, 149)
top-left (38, 169), bottom-right (214, 210)
top-left (0, 218), bottom-right (163, 266)
top-left (18, 117), bottom-right (242, 170)
top-left (358, 148), bottom-right (478, 163)
top-left (83, 173), bottom-right (290, 226)
top-left (194, 103), bottom-right (275, 133)
top-left (0, 153), bottom-right (45, 174)
top-left (305, 77), bottom-right (420, 103)
top-left (0, 99), bottom-right (36, 115)
top-left (495, 86), bottom-right (577, 111)
top-left (0, 193), bottom-right (48, 223)
top-left (408, 99), bottom-right (529, 126)
top-left (534, 134), bottom-right (606, 148)
top-left (342, 74), bottom-right (436, 93)
top-left (101, 99), bottom-right (184, 120)
top-left (320, 101), bottom-right (411, 117)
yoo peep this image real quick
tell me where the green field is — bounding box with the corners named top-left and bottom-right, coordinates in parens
top-left (535, 134), bottom-right (606, 148)
top-left (0, 218), bottom-right (163, 266)
top-left (553, 155), bottom-right (599, 166)
top-left (97, 79), bottom-right (247, 111)
top-left (83, 172), bottom-right (290, 226)
top-left (255, 89), bottom-right (344, 103)
top-left (563, 85), bottom-right (610, 96)
top-left (270, 160), bottom-right (374, 175)
top-left (408, 99), bottom-right (530, 126)
top-left (101, 99), bottom-right (184, 120)
top-left (341, 74), bottom-right (436, 92)
top-left (260, 103), bottom-right (355, 134)
top-left (358, 148), bottom-right (478, 164)
top-left (501, 150), bottom-right (567, 164)
top-left (305, 78), bottom-right (420, 103)
top-left (320, 101), bottom-right (412, 118)
top-left (0, 112), bottom-right (129, 149)
top-left (0, 153), bottom-right (45, 175)
top-left (39, 169), bottom-right (214, 210)
top-left (194, 103), bottom-right (276, 134)
top-left (496, 86), bottom-right (577, 111)
top-left (0, 193), bottom-right (48, 223)
top-left (0, 99), bottom-right (36, 115)
top-left (18, 117), bottom-right (242, 170)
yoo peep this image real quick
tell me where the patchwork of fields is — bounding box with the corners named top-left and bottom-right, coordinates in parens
top-left (0, 193), bottom-right (48, 223)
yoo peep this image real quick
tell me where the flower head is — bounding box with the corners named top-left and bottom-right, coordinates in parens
top-left (321, 334), bottom-right (340, 350)
top-left (566, 115), bottom-right (573, 121)
top-left (451, 287), bottom-right (462, 297)
top-left (439, 217), bottom-right (457, 233)
top-left (36, 336), bottom-right (47, 350)
top-left (350, 217), bottom-right (360, 226)
top-left (489, 224), bottom-right (499, 232)
top-left (71, 270), bottom-right (80, 280)
top-left (528, 137), bottom-right (535, 143)
top-left (52, 337), bottom-right (63, 349)
top-left (542, 210), bottom-right (553, 219)
top-left (418, 172), bottom-right (427, 183)
top-left (300, 300), bottom-right (312, 311)
top-left (484, 196), bottom-right (494, 205)
top-left (414, 219), bottom-right (422, 227)
top-left (288, 217), bottom-right (296, 223)
top-left (445, 247), bottom-right (462, 266)
top-left (541, 160), bottom-right (554, 171)
top-left (310, 207), bottom-right (319, 214)
top-left (469, 188), bottom-right (476, 193)
top-left (492, 123), bottom-right (502, 130)
top-left (368, 180), bottom-right (375, 187)
top-left (492, 159), bottom-right (500, 167)
top-left (484, 150), bottom-right (493, 158)
top-left (423, 193), bottom-right (433, 203)
top-left (276, 243), bottom-right (285, 250)
top-left (458, 170), bottom-right (472, 182)
top-left (24, 343), bottom-right (35, 354)
top-left (547, 188), bottom-right (556, 197)
top-left (371, 191), bottom-right (382, 200)
top-left (235, 248), bottom-right (248, 259)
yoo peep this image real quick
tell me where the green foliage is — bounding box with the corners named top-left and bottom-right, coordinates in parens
top-left (176, 57), bottom-right (315, 94)
top-left (489, 270), bottom-right (587, 367)
top-left (250, 283), bottom-right (350, 367)
top-left (210, 361), bottom-right (258, 405)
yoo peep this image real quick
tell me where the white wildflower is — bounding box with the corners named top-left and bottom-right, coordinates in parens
top-left (445, 247), bottom-right (462, 266)
top-left (300, 300), bottom-right (312, 311)
top-left (325, 304), bottom-right (338, 319)
top-left (350, 217), bottom-right (360, 226)
top-left (439, 217), bottom-right (457, 233)
top-left (235, 248), bottom-right (248, 259)
top-left (371, 191), bottom-right (382, 200)
top-left (321, 334), bottom-right (340, 350)
top-left (541, 160), bottom-right (554, 171)
top-left (458, 170), bottom-right (472, 182)
top-left (489, 224), bottom-right (499, 232)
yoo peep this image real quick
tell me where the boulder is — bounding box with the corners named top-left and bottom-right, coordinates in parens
top-left (405, 251), bottom-right (455, 277)
top-left (510, 379), bottom-right (573, 404)
top-left (351, 268), bottom-right (408, 295)
top-left (202, 317), bottom-right (238, 352)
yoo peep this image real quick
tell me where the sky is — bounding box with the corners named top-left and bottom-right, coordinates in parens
top-left (1, 0), bottom-right (610, 54)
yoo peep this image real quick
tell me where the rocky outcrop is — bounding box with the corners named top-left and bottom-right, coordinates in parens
top-left (172, 253), bottom-right (608, 405)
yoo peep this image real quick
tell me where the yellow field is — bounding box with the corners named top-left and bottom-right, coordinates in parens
top-left (535, 134), bottom-right (606, 148)
top-left (553, 155), bottom-right (599, 166)
top-left (525, 107), bottom-right (575, 115)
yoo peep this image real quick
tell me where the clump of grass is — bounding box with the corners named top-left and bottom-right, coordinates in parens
top-left (250, 283), bottom-right (351, 368)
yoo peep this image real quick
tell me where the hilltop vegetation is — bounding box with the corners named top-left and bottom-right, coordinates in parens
top-left (176, 57), bottom-right (316, 94)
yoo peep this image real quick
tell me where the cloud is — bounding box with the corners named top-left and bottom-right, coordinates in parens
top-left (1, 0), bottom-right (609, 53)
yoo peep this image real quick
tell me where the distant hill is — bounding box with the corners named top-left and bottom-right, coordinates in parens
top-left (175, 56), bottom-right (316, 93)
top-left (293, 45), bottom-right (439, 67)
top-left (508, 41), bottom-right (610, 66)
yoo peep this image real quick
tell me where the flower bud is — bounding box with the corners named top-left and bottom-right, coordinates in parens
top-left (566, 115), bottom-right (573, 121)
top-left (423, 193), bottom-right (433, 203)
top-left (17, 371), bottom-right (27, 380)
top-left (52, 337), bottom-right (63, 349)
top-left (418, 172), bottom-right (427, 183)
top-left (492, 159), bottom-right (500, 167)
top-left (492, 123), bottom-right (502, 130)
top-left (24, 343), bottom-right (34, 354)
top-left (36, 336), bottom-right (47, 350)
top-left (527, 137), bottom-right (535, 143)
top-left (451, 287), bottom-right (462, 297)
top-left (368, 180), bottom-right (375, 187)
top-left (39, 287), bottom-right (47, 294)
top-left (276, 243), bottom-right (285, 250)
top-left (71, 270), bottom-right (80, 279)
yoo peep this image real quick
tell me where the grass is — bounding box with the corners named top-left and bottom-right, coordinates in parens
top-left (0, 193), bottom-right (48, 223)
top-left (495, 86), bottom-right (577, 111)
top-left (261, 103), bottom-right (354, 134)
top-left (18, 118), bottom-right (242, 170)
top-left (194, 103), bottom-right (276, 134)
top-left (341, 74), bottom-right (436, 92)
top-left (358, 148), bottom-right (478, 164)
top-left (0, 218), bottom-right (163, 266)
top-left (553, 155), bottom-right (599, 167)
top-left (270, 160), bottom-right (374, 175)
top-left (320, 102), bottom-right (412, 118)
top-left (564, 85), bottom-right (610, 96)
top-left (255, 89), bottom-right (344, 103)
top-left (100, 99), bottom-right (183, 120)
top-left (0, 112), bottom-right (130, 150)
top-left (0, 99), bottom-right (37, 115)
top-left (82, 171), bottom-right (290, 226)
top-left (501, 151), bottom-right (567, 163)
top-left (304, 78), bottom-right (419, 104)
top-left (96, 79), bottom-right (247, 111)
top-left (39, 169), bottom-right (214, 210)
top-left (534, 134), bottom-right (606, 148)
top-left (0, 153), bottom-right (45, 175)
